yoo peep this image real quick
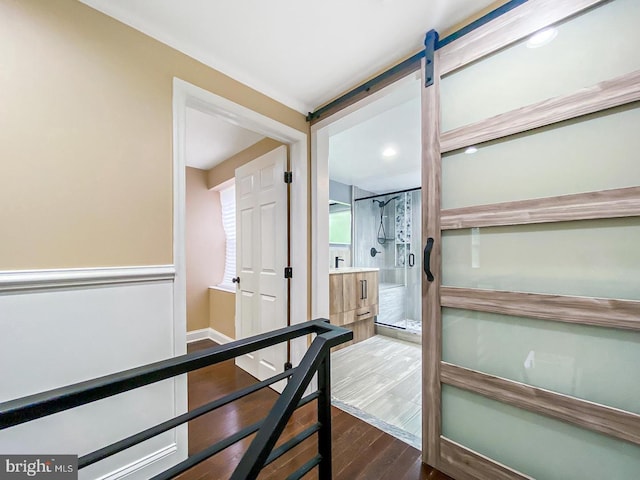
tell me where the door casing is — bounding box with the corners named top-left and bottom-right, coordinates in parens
top-left (172, 77), bottom-right (309, 378)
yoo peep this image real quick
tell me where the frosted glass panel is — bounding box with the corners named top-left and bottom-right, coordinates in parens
top-left (442, 385), bottom-right (640, 480)
top-left (442, 217), bottom-right (640, 300)
top-left (441, 0), bottom-right (640, 131)
top-left (443, 308), bottom-right (640, 414)
top-left (441, 104), bottom-right (640, 209)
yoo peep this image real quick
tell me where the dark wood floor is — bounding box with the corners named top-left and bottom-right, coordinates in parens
top-left (177, 340), bottom-right (451, 480)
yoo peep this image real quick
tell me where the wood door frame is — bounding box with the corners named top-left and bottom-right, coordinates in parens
top-left (172, 77), bottom-right (309, 382)
top-left (421, 1), bottom-right (640, 478)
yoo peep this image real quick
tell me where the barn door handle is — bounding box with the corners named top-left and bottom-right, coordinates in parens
top-left (423, 238), bottom-right (434, 282)
top-left (408, 253), bottom-right (415, 267)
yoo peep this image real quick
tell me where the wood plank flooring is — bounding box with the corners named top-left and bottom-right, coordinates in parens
top-left (177, 340), bottom-right (450, 480)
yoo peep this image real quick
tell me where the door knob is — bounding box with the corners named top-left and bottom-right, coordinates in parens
top-left (232, 277), bottom-right (240, 284)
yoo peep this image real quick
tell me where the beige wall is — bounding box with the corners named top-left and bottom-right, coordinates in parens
top-left (186, 167), bottom-right (224, 331)
top-left (0, 0), bottom-right (307, 270)
top-left (209, 289), bottom-right (235, 339)
top-left (207, 138), bottom-right (285, 189)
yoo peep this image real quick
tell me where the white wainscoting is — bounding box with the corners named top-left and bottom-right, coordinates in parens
top-left (0, 265), bottom-right (187, 480)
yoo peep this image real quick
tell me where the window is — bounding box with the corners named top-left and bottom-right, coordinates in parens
top-left (329, 201), bottom-right (351, 244)
top-left (219, 183), bottom-right (236, 291)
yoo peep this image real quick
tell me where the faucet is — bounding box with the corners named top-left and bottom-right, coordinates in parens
top-left (335, 256), bottom-right (344, 268)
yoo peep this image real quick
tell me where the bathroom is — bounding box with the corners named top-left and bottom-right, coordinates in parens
top-left (330, 187), bottom-right (422, 336)
top-left (325, 73), bottom-right (423, 447)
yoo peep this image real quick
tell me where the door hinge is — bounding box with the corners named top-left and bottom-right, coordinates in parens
top-left (284, 267), bottom-right (293, 278)
top-left (284, 171), bottom-right (293, 183)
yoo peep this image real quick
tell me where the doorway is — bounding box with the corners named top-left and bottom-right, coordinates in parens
top-left (312, 73), bottom-right (423, 448)
top-left (173, 78), bottom-right (309, 380)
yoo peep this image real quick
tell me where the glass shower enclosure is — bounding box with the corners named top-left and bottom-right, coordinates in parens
top-left (353, 189), bottom-right (421, 332)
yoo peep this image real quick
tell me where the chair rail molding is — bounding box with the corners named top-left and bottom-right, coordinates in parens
top-left (0, 265), bottom-right (176, 293)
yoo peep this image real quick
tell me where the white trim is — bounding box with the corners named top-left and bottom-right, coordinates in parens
top-left (173, 78), bottom-right (308, 373)
top-left (94, 443), bottom-right (177, 480)
top-left (185, 328), bottom-right (211, 343)
top-left (186, 327), bottom-right (234, 344)
top-left (209, 284), bottom-right (235, 294)
top-left (211, 177), bottom-right (235, 192)
top-left (171, 77), bottom-right (189, 465)
top-left (0, 265), bottom-right (175, 293)
top-left (209, 327), bottom-right (234, 345)
top-left (310, 127), bottom-right (330, 319)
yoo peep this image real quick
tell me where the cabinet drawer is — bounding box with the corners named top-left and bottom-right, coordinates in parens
top-left (342, 304), bottom-right (379, 326)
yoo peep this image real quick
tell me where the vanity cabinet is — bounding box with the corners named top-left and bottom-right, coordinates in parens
top-left (329, 269), bottom-right (379, 350)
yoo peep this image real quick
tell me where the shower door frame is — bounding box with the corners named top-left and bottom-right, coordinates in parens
top-left (353, 188), bottom-right (421, 332)
top-left (421, 0), bottom-right (640, 478)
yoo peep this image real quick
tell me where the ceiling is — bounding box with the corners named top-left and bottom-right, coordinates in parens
top-left (185, 107), bottom-right (264, 170)
top-left (328, 74), bottom-right (421, 194)
top-left (79, 0), bottom-right (498, 113)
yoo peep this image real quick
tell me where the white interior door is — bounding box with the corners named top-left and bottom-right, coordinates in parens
top-left (235, 146), bottom-right (288, 388)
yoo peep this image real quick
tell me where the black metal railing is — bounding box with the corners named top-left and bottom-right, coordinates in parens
top-left (0, 319), bottom-right (352, 480)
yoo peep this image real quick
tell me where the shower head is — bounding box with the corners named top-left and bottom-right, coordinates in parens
top-left (373, 196), bottom-right (400, 208)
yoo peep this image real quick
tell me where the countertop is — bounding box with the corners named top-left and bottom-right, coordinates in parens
top-left (329, 267), bottom-right (379, 275)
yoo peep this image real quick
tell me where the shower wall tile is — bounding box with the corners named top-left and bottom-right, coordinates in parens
top-left (353, 189), bottom-right (422, 329)
top-left (378, 285), bottom-right (406, 326)
top-left (395, 194), bottom-right (412, 243)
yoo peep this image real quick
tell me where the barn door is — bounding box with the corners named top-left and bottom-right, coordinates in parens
top-left (421, 1), bottom-right (640, 478)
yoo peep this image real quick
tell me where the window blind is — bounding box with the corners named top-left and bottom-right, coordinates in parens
top-left (219, 184), bottom-right (236, 290)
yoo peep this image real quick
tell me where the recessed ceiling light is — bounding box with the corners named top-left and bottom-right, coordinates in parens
top-left (465, 146), bottom-right (478, 154)
top-left (526, 27), bottom-right (558, 48)
top-left (382, 147), bottom-right (397, 158)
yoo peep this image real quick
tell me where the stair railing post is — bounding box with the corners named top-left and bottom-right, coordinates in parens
top-left (317, 351), bottom-right (332, 479)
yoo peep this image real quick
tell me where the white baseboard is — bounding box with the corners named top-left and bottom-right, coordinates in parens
top-left (186, 327), bottom-right (234, 345)
top-left (185, 328), bottom-right (210, 343)
top-left (209, 327), bottom-right (234, 345)
top-left (95, 443), bottom-right (177, 480)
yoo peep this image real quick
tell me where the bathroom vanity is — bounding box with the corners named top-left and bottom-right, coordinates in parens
top-left (329, 267), bottom-right (379, 350)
